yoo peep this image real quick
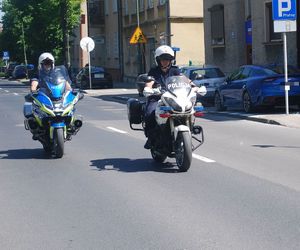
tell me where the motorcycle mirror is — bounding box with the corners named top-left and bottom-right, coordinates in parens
top-left (139, 74), bottom-right (155, 83)
top-left (24, 93), bottom-right (33, 102)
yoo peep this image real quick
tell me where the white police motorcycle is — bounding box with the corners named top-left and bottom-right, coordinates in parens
top-left (127, 74), bottom-right (206, 172)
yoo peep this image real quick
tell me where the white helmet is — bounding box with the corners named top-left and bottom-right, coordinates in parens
top-left (155, 45), bottom-right (175, 66)
top-left (38, 52), bottom-right (55, 70)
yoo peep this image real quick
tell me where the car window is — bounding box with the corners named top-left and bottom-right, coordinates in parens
top-left (191, 68), bottom-right (225, 79)
top-left (92, 67), bottom-right (104, 73)
top-left (240, 67), bottom-right (252, 79)
top-left (250, 68), bottom-right (269, 77)
top-left (229, 68), bottom-right (243, 81)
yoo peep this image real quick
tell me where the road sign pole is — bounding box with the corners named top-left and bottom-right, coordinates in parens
top-left (283, 32), bottom-right (289, 115)
top-left (272, 0), bottom-right (297, 115)
top-left (87, 44), bottom-right (92, 89)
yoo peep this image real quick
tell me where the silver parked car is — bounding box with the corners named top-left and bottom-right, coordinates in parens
top-left (180, 65), bottom-right (226, 104)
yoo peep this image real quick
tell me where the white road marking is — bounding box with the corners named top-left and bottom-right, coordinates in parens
top-left (107, 126), bottom-right (128, 134)
top-left (4, 90), bottom-right (9, 93)
top-left (192, 153), bottom-right (216, 163)
top-left (103, 108), bottom-right (125, 111)
top-left (14, 93), bottom-right (19, 96)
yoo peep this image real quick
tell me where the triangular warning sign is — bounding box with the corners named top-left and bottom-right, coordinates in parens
top-left (129, 26), bottom-right (147, 44)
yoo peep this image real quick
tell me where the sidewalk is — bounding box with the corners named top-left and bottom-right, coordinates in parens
top-left (15, 78), bottom-right (300, 129)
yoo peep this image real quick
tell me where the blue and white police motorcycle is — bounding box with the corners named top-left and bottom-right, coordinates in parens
top-left (23, 66), bottom-right (83, 158)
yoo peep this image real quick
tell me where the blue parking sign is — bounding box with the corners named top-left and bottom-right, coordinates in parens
top-left (273, 0), bottom-right (297, 20)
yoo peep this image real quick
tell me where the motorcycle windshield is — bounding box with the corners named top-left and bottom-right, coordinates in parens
top-left (165, 75), bottom-right (192, 97)
top-left (39, 66), bottom-right (68, 99)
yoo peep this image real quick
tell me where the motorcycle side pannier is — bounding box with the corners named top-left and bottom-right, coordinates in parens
top-left (127, 98), bottom-right (143, 124)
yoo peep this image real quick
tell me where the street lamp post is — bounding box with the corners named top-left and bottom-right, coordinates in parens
top-left (21, 21), bottom-right (27, 66)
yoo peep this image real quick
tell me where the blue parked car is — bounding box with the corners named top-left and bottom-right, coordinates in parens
top-left (214, 64), bottom-right (300, 112)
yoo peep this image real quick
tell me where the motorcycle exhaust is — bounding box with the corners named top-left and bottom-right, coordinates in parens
top-left (26, 117), bottom-right (39, 130)
top-left (74, 119), bottom-right (83, 128)
top-left (192, 125), bottom-right (202, 135)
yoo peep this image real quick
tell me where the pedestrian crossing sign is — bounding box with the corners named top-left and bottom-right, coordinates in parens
top-left (129, 26), bottom-right (147, 44)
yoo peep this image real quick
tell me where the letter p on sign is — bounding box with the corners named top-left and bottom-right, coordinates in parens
top-left (279, 0), bottom-right (291, 17)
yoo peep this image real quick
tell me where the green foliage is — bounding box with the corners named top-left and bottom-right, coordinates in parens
top-left (0, 0), bottom-right (82, 65)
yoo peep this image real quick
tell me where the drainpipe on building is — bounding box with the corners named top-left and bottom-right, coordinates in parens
top-left (297, 3), bottom-right (300, 68)
top-left (117, 0), bottom-right (124, 81)
top-left (166, 0), bottom-right (171, 46)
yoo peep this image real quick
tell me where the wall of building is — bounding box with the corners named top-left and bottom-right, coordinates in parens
top-left (204, 0), bottom-right (299, 75)
top-left (251, 0), bottom-right (297, 67)
top-left (171, 22), bottom-right (204, 66)
top-left (204, 0), bottom-right (246, 75)
top-left (70, 1), bottom-right (88, 77)
top-left (169, 0), bottom-right (204, 67)
top-left (170, 0), bottom-right (203, 17)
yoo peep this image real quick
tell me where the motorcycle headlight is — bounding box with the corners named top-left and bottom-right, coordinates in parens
top-left (190, 95), bottom-right (197, 105)
top-left (163, 97), bottom-right (182, 112)
top-left (185, 101), bottom-right (193, 111)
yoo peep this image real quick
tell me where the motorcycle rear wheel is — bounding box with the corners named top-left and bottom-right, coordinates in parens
top-left (175, 131), bottom-right (192, 172)
top-left (53, 128), bottom-right (64, 158)
top-left (150, 149), bottom-right (167, 163)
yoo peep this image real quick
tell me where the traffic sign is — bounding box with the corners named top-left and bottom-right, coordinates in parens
top-left (129, 26), bottom-right (147, 44)
top-left (80, 37), bottom-right (95, 52)
top-left (3, 51), bottom-right (9, 60)
top-left (272, 0), bottom-right (297, 20)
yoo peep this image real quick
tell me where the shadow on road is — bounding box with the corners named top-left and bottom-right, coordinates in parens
top-left (90, 158), bottom-right (184, 173)
top-left (0, 148), bottom-right (51, 160)
top-left (252, 144), bottom-right (300, 149)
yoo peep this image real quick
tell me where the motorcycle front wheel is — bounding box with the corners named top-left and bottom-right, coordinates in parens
top-left (53, 128), bottom-right (64, 158)
top-left (175, 131), bottom-right (192, 172)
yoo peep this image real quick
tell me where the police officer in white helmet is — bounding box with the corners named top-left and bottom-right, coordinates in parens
top-left (30, 52), bottom-right (72, 93)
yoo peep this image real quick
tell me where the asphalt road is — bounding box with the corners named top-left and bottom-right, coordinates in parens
top-left (0, 79), bottom-right (300, 250)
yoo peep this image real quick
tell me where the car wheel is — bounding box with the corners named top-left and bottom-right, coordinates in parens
top-left (243, 91), bottom-right (253, 113)
top-left (214, 92), bottom-right (226, 111)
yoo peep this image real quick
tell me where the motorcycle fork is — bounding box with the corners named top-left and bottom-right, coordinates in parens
top-left (49, 124), bottom-right (66, 140)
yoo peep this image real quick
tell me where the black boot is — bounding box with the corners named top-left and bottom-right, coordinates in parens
top-left (144, 138), bottom-right (151, 149)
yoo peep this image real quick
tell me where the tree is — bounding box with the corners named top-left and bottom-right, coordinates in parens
top-left (0, 0), bottom-right (82, 66)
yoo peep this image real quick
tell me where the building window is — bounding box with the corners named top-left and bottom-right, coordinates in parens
top-left (139, 0), bottom-right (144, 12)
top-left (265, 2), bottom-right (281, 42)
top-left (208, 4), bottom-right (225, 46)
top-left (112, 0), bottom-right (118, 13)
top-left (158, 0), bottom-right (166, 6)
top-left (124, 0), bottom-right (129, 15)
top-left (89, 0), bottom-right (105, 24)
top-left (148, 0), bottom-right (154, 9)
